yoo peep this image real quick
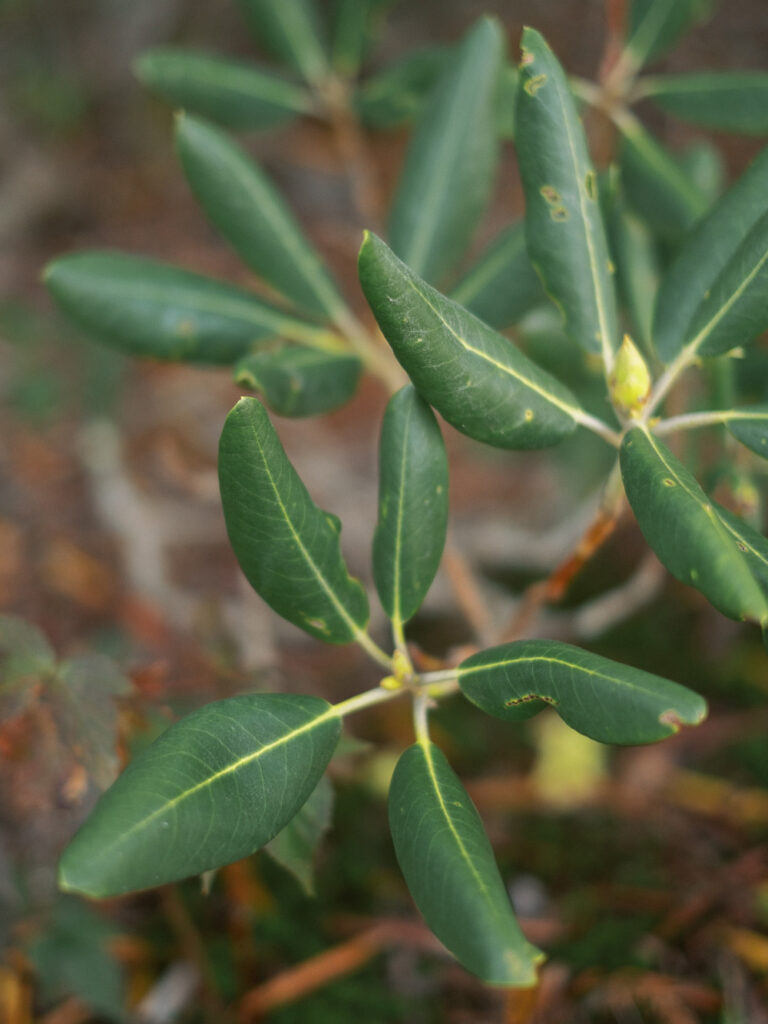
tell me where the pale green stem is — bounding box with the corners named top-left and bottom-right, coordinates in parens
top-left (332, 684), bottom-right (404, 719)
top-left (391, 615), bottom-right (409, 658)
top-left (573, 409), bottom-right (623, 448)
top-left (654, 409), bottom-right (744, 437)
top-left (412, 692), bottom-right (432, 745)
top-left (353, 629), bottom-right (394, 672)
top-left (418, 668), bottom-right (459, 687)
top-left (643, 342), bottom-right (698, 420)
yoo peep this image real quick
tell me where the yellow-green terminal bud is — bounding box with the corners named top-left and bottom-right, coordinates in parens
top-left (609, 334), bottom-right (651, 418)
top-left (392, 648), bottom-right (412, 683)
top-left (380, 675), bottom-right (402, 691)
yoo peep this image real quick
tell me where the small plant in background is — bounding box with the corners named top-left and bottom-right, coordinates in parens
top-left (42, 0), bottom-right (768, 990)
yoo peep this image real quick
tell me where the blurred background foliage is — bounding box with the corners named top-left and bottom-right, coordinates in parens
top-left (1, 1), bottom-right (768, 1021)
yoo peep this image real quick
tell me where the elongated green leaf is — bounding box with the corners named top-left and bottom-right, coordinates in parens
top-left (219, 397), bottom-right (370, 642)
top-left (620, 425), bottom-right (768, 627)
top-left (496, 63), bottom-right (519, 139)
top-left (606, 201), bottom-right (660, 354)
top-left (237, 0), bottom-right (329, 86)
top-left (714, 502), bottom-right (768, 594)
top-left (373, 386), bottom-right (448, 627)
top-left (134, 49), bottom-right (314, 131)
top-left (654, 145), bottom-right (768, 363)
top-left (265, 773), bottom-right (333, 895)
top-left (619, 119), bottom-right (708, 239)
top-left (44, 252), bottom-right (333, 365)
top-left (459, 640), bottom-right (706, 745)
top-left (176, 114), bottom-right (346, 320)
top-left (358, 233), bottom-right (582, 449)
top-left (59, 693), bottom-right (340, 897)
top-left (234, 346), bottom-right (361, 417)
top-left (676, 140), bottom-right (725, 206)
top-left (723, 405), bottom-right (768, 458)
top-left (516, 28), bottom-right (619, 363)
top-left (625, 0), bottom-right (713, 70)
top-left (643, 72), bottom-right (768, 135)
top-left (449, 222), bottom-right (543, 330)
top-left (330, 0), bottom-right (393, 77)
top-left (389, 741), bottom-right (542, 985)
top-left (388, 18), bottom-right (504, 283)
top-left (355, 46), bottom-right (451, 129)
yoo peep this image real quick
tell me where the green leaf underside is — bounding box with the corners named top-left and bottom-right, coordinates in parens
top-left (619, 121), bottom-right (707, 239)
top-left (265, 773), bottom-right (333, 895)
top-left (355, 46), bottom-right (452, 129)
top-left (653, 145), bottom-right (768, 363)
top-left (625, 0), bottom-right (713, 69)
top-left (44, 252), bottom-right (328, 365)
top-left (237, 0), bottom-right (329, 85)
top-left (135, 49), bottom-right (313, 130)
top-left (218, 397), bottom-right (369, 642)
top-left (389, 742), bottom-right (541, 986)
top-left (620, 426), bottom-right (768, 626)
top-left (643, 72), bottom-right (768, 135)
top-left (714, 502), bottom-right (768, 597)
top-left (331, 0), bottom-right (390, 77)
top-left (59, 693), bottom-right (341, 897)
top-left (234, 347), bottom-right (361, 417)
top-left (607, 201), bottom-right (659, 354)
top-left (176, 114), bottom-right (345, 321)
top-left (459, 640), bottom-right (706, 745)
top-left (388, 17), bottom-right (504, 284)
top-left (358, 233), bottom-right (581, 450)
top-left (373, 386), bottom-right (448, 626)
top-left (449, 222), bottom-right (544, 330)
top-left (724, 405), bottom-right (768, 458)
top-left (516, 28), bottom-right (619, 362)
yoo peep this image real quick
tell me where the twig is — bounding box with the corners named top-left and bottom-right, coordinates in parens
top-left (441, 535), bottom-right (497, 647)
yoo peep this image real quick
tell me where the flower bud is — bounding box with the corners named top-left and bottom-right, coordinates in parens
top-left (609, 334), bottom-right (651, 417)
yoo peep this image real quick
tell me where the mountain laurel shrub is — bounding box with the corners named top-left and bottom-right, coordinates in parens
top-left (44, 0), bottom-right (768, 986)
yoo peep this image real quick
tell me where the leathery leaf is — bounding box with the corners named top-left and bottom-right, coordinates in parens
top-left (59, 693), bottom-right (341, 897)
top-left (389, 741), bottom-right (542, 986)
top-left (358, 232), bottom-right (581, 450)
top-left (458, 640), bottom-right (707, 745)
top-left (219, 397), bottom-right (370, 643)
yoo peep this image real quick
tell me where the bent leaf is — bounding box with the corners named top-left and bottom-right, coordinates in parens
top-left (373, 386), bottom-right (448, 627)
top-left (619, 119), bottom-right (707, 239)
top-left (620, 426), bottom-right (768, 628)
top-left (389, 741), bottom-right (542, 986)
top-left (449, 222), bottom-right (543, 330)
top-left (358, 233), bottom-right (581, 450)
top-left (44, 252), bottom-right (332, 365)
top-left (59, 693), bottom-right (340, 897)
top-left (724, 405), bottom-right (768, 458)
top-left (234, 347), bottom-right (361, 417)
top-left (219, 397), bottom-right (370, 643)
top-left (516, 28), bottom-right (619, 364)
top-left (265, 773), bottom-right (333, 895)
top-left (653, 145), bottom-right (768, 363)
top-left (458, 640), bottom-right (706, 745)
top-left (643, 72), bottom-right (768, 135)
top-left (624, 0), bottom-right (713, 70)
top-left (134, 49), bottom-right (313, 131)
top-left (388, 17), bottom-right (504, 284)
top-left (237, 0), bottom-right (329, 86)
top-left (176, 114), bottom-right (346, 321)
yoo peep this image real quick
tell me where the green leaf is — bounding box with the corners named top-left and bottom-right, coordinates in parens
top-left (496, 63), bottom-right (519, 139)
top-left (724, 405), bottom-right (768, 458)
top-left (676, 140), bottom-right (725, 206)
top-left (619, 119), bottom-right (708, 239)
top-left (265, 773), bottom-right (333, 895)
top-left (388, 18), bottom-right (504, 283)
top-left (234, 346), bottom-right (361, 417)
top-left (359, 232), bottom-right (582, 450)
top-left (458, 640), bottom-right (707, 745)
top-left (642, 72), bottom-right (768, 136)
top-left (449, 222), bottom-right (544, 330)
top-left (606, 201), bottom-right (660, 355)
top-left (48, 655), bottom-right (131, 790)
top-left (0, 615), bottom-right (56, 721)
top-left (713, 502), bottom-right (768, 594)
top-left (176, 114), bottom-right (347, 321)
top-left (620, 425), bottom-right (768, 628)
top-left (389, 741), bottom-right (542, 986)
top-left (373, 386), bottom-right (448, 627)
top-left (59, 693), bottom-right (340, 897)
top-left (134, 49), bottom-right (314, 131)
top-left (516, 28), bottom-right (619, 363)
top-left (653, 145), bottom-right (768, 363)
top-left (44, 252), bottom-right (335, 365)
top-left (219, 397), bottom-right (370, 643)
top-left (330, 0), bottom-right (393, 78)
top-left (237, 0), bottom-right (329, 86)
top-left (624, 0), bottom-right (713, 70)
top-left (354, 46), bottom-right (452, 129)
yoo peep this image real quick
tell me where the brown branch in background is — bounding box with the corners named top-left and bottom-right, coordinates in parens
top-left (442, 535), bottom-right (497, 648)
top-left (599, 0), bottom-right (628, 84)
top-left (160, 887), bottom-right (228, 1021)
